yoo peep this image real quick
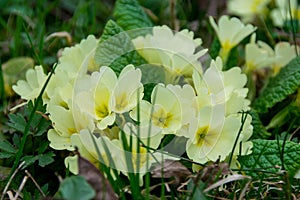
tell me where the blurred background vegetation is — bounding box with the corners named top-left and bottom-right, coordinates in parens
top-left (0, 0), bottom-right (228, 66)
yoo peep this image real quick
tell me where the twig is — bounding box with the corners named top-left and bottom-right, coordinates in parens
top-left (25, 170), bottom-right (46, 198)
top-left (13, 175), bottom-right (28, 200)
top-left (1, 161), bottom-right (25, 200)
top-left (204, 174), bottom-right (250, 193)
top-left (238, 180), bottom-right (251, 200)
top-left (170, 0), bottom-right (179, 31)
top-left (288, 126), bottom-right (300, 141)
top-left (6, 191), bottom-right (14, 200)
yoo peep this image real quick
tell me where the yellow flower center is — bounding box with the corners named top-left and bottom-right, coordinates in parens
top-left (222, 40), bottom-right (233, 53)
top-left (95, 86), bottom-right (111, 119)
top-left (60, 101), bottom-right (69, 110)
top-left (115, 93), bottom-right (128, 112)
top-left (151, 107), bottom-right (173, 128)
top-left (132, 147), bottom-right (147, 170)
top-left (246, 61), bottom-right (256, 72)
top-left (293, 8), bottom-right (300, 20)
top-left (250, 0), bottom-right (266, 12)
top-left (67, 127), bottom-right (77, 135)
top-left (95, 104), bottom-right (109, 119)
top-left (196, 126), bottom-right (209, 146)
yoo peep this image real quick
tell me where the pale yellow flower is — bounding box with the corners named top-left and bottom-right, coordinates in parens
top-left (113, 130), bottom-right (177, 185)
top-left (271, 0), bottom-right (300, 27)
top-left (12, 65), bottom-right (48, 101)
top-left (228, 0), bottom-right (271, 22)
top-left (166, 84), bottom-right (197, 137)
top-left (65, 129), bottom-right (119, 174)
top-left (271, 42), bottom-right (299, 75)
top-left (45, 35), bottom-right (98, 104)
top-left (58, 35), bottom-right (99, 78)
top-left (193, 57), bottom-right (249, 115)
top-left (110, 65), bottom-right (143, 113)
top-left (186, 105), bottom-right (241, 163)
top-left (247, 39), bottom-right (299, 74)
top-left (44, 70), bottom-right (71, 105)
top-left (74, 68), bottom-right (116, 130)
top-left (12, 35), bottom-right (98, 109)
top-left (47, 104), bottom-right (94, 150)
top-left (133, 25), bottom-right (207, 78)
top-left (130, 84), bottom-right (182, 135)
top-left (122, 122), bottom-right (163, 149)
top-left (244, 34), bottom-right (275, 72)
top-left (209, 15), bottom-right (256, 63)
top-left (229, 113), bottom-right (253, 168)
top-left (75, 65), bottom-right (143, 130)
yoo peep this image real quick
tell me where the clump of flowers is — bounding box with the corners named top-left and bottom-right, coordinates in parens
top-left (227, 0), bottom-right (271, 22)
top-left (227, 0), bottom-right (300, 29)
top-left (13, 18), bottom-right (253, 182)
top-left (271, 0), bottom-right (300, 27)
top-left (244, 34), bottom-right (299, 75)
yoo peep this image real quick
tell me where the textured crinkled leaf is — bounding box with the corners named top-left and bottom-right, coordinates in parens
top-left (239, 139), bottom-right (300, 178)
top-left (253, 56), bottom-right (300, 113)
top-left (99, 20), bottom-right (124, 43)
top-left (95, 20), bottom-right (133, 70)
top-left (95, 20), bottom-right (146, 76)
top-left (113, 0), bottom-right (152, 31)
top-left (249, 110), bottom-right (271, 139)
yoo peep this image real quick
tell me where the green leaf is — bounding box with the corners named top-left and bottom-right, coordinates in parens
top-left (252, 56), bottom-right (300, 113)
top-left (224, 45), bottom-right (239, 70)
top-left (239, 139), bottom-right (300, 178)
top-left (21, 155), bottom-right (39, 169)
top-left (99, 20), bottom-right (124, 43)
top-left (283, 20), bottom-right (299, 33)
top-left (56, 176), bottom-right (96, 200)
top-left (0, 152), bottom-right (14, 159)
top-left (8, 100), bottom-right (50, 136)
top-left (209, 37), bottom-right (221, 59)
top-left (113, 0), bottom-right (153, 31)
top-left (249, 110), bottom-right (271, 139)
top-left (38, 152), bottom-right (55, 167)
top-left (187, 179), bottom-right (208, 200)
top-left (0, 140), bottom-right (17, 154)
top-left (21, 153), bottom-right (55, 169)
top-left (8, 113), bottom-right (26, 132)
top-left (95, 20), bottom-right (146, 76)
top-left (95, 20), bottom-right (133, 73)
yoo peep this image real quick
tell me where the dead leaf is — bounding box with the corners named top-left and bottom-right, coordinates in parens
top-left (77, 153), bottom-right (117, 200)
top-left (151, 159), bottom-right (191, 185)
top-left (195, 160), bottom-right (231, 186)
